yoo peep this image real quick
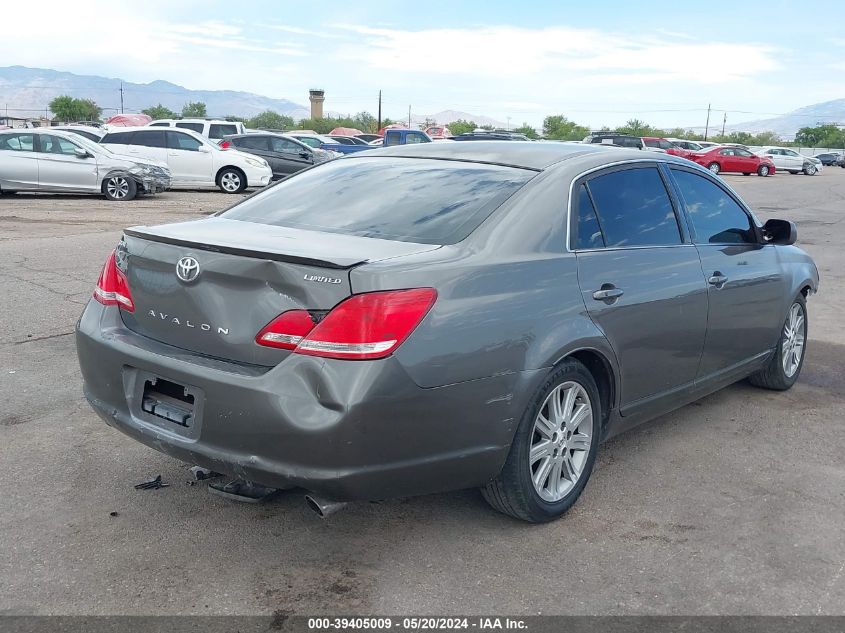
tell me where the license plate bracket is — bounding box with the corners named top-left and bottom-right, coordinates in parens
top-left (141, 377), bottom-right (198, 428)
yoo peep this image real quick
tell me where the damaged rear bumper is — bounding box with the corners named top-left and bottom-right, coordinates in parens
top-left (75, 301), bottom-right (529, 501)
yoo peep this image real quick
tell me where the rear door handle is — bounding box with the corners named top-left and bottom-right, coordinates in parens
top-left (708, 273), bottom-right (728, 287)
top-left (592, 286), bottom-right (624, 301)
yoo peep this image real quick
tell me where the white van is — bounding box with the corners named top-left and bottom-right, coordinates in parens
top-left (100, 126), bottom-right (271, 193)
top-left (148, 119), bottom-right (247, 140)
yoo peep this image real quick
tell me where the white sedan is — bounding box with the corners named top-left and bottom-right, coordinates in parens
top-left (0, 129), bottom-right (170, 200)
top-left (755, 146), bottom-right (822, 176)
top-left (100, 126), bottom-right (272, 193)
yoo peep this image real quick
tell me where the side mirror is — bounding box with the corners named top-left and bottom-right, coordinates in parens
top-left (74, 147), bottom-right (91, 158)
top-left (763, 219), bottom-right (797, 245)
top-left (299, 151), bottom-right (311, 159)
top-left (198, 145), bottom-right (211, 153)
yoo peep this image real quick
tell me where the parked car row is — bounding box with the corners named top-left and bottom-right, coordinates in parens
top-left (579, 132), bottom-right (836, 178)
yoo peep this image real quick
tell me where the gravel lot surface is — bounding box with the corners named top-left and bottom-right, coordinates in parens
top-left (1, 171), bottom-right (843, 615)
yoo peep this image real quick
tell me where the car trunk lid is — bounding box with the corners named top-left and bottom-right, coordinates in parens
top-left (118, 217), bottom-right (440, 366)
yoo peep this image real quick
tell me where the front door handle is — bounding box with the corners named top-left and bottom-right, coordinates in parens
top-left (708, 273), bottom-right (728, 287)
top-left (592, 285), bottom-right (624, 302)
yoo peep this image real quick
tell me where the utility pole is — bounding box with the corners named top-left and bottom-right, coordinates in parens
top-left (506, 116), bottom-right (511, 131)
top-left (704, 103), bottom-right (711, 141)
top-left (721, 112), bottom-right (727, 137)
top-left (377, 90), bottom-right (382, 131)
top-left (120, 82), bottom-right (125, 114)
top-left (408, 105), bottom-right (411, 128)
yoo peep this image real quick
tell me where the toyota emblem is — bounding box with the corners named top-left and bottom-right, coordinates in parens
top-left (176, 256), bottom-right (200, 283)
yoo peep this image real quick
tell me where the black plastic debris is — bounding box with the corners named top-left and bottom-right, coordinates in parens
top-left (134, 475), bottom-right (170, 490)
top-left (190, 466), bottom-right (222, 481)
top-left (208, 479), bottom-right (278, 503)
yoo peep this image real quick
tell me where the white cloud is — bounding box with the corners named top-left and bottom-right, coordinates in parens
top-left (335, 24), bottom-right (778, 83)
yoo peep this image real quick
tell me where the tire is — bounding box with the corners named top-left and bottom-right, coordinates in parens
top-left (102, 175), bottom-right (137, 201)
top-left (217, 167), bottom-right (247, 193)
top-left (757, 164), bottom-right (771, 177)
top-left (803, 163), bottom-right (817, 176)
top-left (748, 295), bottom-right (807, 391)
top-left (707, 162), bottom-right (720, 175)
top-left (482, 359), bottom-right (601, 522)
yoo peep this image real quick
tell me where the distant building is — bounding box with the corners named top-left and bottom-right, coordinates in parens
top-left (309, 89), bottom-right (325, 119)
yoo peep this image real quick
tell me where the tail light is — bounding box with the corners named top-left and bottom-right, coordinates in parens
top-left (219, 140), bottom-right (231, 149)
top-left (256, 288), bottom-right (437, 360)
top-left (93, 249), bottom-right (134, 312)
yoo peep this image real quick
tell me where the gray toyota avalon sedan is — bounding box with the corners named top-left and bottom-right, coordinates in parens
top-left (76, 142), bottom-right (818, 522)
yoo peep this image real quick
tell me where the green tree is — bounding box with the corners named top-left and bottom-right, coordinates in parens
top-left (542, 115), bottom-right (589, 141)
top-left (446, 119), bottom-right (477, 135)
top-left (181, 101), bottom-right (207, 118)
top-left (246, 110), bottom-right (295, 130)
top-left (49, 95), bottom-right (102, 122)
top-left (795, 124), bottom-right (844, 148)
top-left (352, 111), bottom-right (377, 133)
top-left (513, 123), bottom-right (538, 139)
top-left (615, 118), bottom-right (663, 137)
top-left (142, 103), bottom-right (177, 119)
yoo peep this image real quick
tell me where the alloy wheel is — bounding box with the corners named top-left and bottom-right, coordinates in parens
top-left (221, 172), bottom-right (241, 192)
top-left (529, 381), bottom-right (593, 502)
top-left (107, 177), bottom-right (130, 199)
top-left (782, 302), bottom-right (805, 378)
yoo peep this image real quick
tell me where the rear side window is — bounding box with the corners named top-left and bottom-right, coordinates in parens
top-left (132, 130), bottom-right (166, 148)
top-left (209, 124), bottom-right (237, 139)
top-left (670, 169), bottom-right (755, 244)
top-left (101, 131), bottom-right (134, 145)
top-left (149, 122), bottom-right (170, 127)
top-left (0, 133), bottom-right (35, 151)
top-left (585, 167), bottom-right (681, 247)
top-left (167, 131), bottom-right (202, 151)
top-left (175, 122), bottom-right (204, 134)
top-left (575, 184), bottom-right (604, 250)
top-left (222, 157), bottom-right (535, 244)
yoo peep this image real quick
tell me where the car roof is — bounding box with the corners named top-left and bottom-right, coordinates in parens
top-left (353, 140), bottom-right (666, 171)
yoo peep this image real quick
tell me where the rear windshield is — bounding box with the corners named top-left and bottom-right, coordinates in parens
top-left (222, 157), bottom-right (535, 244)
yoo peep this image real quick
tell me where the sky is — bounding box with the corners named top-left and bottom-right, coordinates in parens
top-left (2, 0), bottom-right (844, 129)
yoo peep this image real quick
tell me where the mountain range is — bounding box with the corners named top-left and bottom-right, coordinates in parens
top-left (0, 66), bottom-right (507, 129)
top-left (1, 66), bottom-right (841, 137)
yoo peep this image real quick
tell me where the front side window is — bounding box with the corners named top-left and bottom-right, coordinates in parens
top-left (0, 133), bottom-right (35, 151)
top-left (236, 136), bottom-right (270, 151)
top-left (643, 139), bottom-right (659, 148)
top-left (38, 134), bottom-right (80, 155)
top-left (295, 136), bottom-right (321, 148)
top-left (584, 167), bottom-right (681, 247)
top-left (670, 169), bottom-right (755, 244)
top-left (222, 157), bottom-right (535, 245)
top-left (270, 137), bottom-right (302, 154)
top-left (167, 131), bottom-right (203, 151)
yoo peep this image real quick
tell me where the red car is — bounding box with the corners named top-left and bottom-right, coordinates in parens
top-left (690, 146), bottom-right (776, 177)
top-left (642, 136), bottom-right (692, 159)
